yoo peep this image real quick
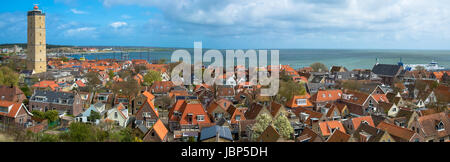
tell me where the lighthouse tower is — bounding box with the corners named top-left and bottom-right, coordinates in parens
top-left (27, 5), bottom-right (46, 74)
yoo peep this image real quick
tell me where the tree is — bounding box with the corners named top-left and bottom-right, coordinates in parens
top-left (87, 110), bottom-right (101, 122)
top-left (44, 110), bottom-right (59, 122)
top-left (134, 65), bottom-right (147, 74)
top-left (143, 70), bottom-right (162, 86)
top-left (415, 66), bottom-right (425, 71)
top-left (112, 78), bottom-right (141, 108)
top-left (340, 80), bottom-right (363, 91)
top-left (155, 96), bottom-right (172, 110)
top-left (158, 58), bottom-right (168, 64)
top-left (31, 110), bottom-right (45, 119)
top-left (251, 113), bottom-right (272, 141)
top-left (277, 79), bottom-right (306, 102)
top-left (66, 122), bottom-right (95, 142)
top-left (108, 70), bottom-right (115, 80)
top-left (20, 85), bottom-right (32, 97)
top-left (0, 66), bottom-right (19, 86)
top-left (118, 70), bottom-right (132, 79)
top-left (273, 115), bottom-right (294, 139)
top-left (61, 56), bottom-right (69, 62)
top-left (310, 62), bottom-right (328, 72)
top-left (85, 72), bottom-right (101, 91)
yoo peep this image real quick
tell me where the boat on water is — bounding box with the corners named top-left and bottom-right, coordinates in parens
top-left (404, 60), bottom-right (445, 71)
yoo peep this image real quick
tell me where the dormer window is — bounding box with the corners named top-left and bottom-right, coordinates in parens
top-left (436, 121), bottom-right (444, 131)
top-left (328, 94), bottom-right (332, 98)
top-left (322, 94), bottom-right (326, 98)
top-left (362, 120), bottom-right (369, 125)
top-left (197, 115), bottom-right (205, 121)
top-left (296, 99), bottom-right (307, 106)
top-left (235, 115), bottom-right (241, 121)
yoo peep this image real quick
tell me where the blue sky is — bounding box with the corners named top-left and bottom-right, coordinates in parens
top-left (1, 0), bottom-right (450, 49)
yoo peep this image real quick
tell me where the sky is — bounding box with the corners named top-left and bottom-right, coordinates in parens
top-left (1, 0), bottom-right (450, 49)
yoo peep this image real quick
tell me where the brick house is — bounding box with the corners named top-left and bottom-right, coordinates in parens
top-left (0, 85), bottom-right (27, 103)
top-left (0, 101), bottom-right (33, 127)
top-left (409, 112), bottom-right (449, 142)
top-left (135, 98), bottom-right (159, 128)
top-left (29, 90), bottom-right (83, 116)
top-left (133, 91), bottom-right (155, 115)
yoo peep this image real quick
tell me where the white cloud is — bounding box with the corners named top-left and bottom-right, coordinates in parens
top-left (100, 0), bottom-right (450, 40)
top-left (110, 21), bottom-right (128, 29)
top-left (70, 9), bottom-right (88, 14)
top-left (64, 27), bottom-right (96, 37)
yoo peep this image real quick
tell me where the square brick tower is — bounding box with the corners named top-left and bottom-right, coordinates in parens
top-left (27, 5), bottom-right (46, 74)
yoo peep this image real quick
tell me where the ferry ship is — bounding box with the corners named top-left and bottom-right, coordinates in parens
top-left (404, 60), bottom-right (445, 71)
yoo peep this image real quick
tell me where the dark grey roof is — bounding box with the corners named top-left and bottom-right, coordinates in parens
top-left (372, 64), bottom-right (402, 77)
top-left (352, 123), bottom-right (385, 142)
top-left (334, 71), bottom-right (358, 80)
top-left (306, 83), bottom-right (326, 94)
top-left (137, 123), bottom-right (148, 133)
top-left (20, 70), bottom-right (33, 75)
top-left (31, 90), bottom-right (76, 104)
top-left (200, 125), bottom-right (233, 141)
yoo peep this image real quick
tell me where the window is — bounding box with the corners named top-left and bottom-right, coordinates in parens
top-left (215, 113), bottom-right (223, 119)
top-left (235, 115), bottom-right (241, 121)
top-left (436, 121), bottom-right (444, 131)
top-left (322, 94), bottom-right (326, 98)
top-left (328, 94), bottom-right (332, 98)
top-left (114, 112), bottom-right (118, 119)
top-left (146, 121), bottom-right (154, 128)
top-left (296, 99), bottom-right (307, 106)
top-left (197, 115), bottom-right (205, 121)
top-left (439, 138), bottom-right (445, 142)
top-left (143, 112), bottom-right (151, 118)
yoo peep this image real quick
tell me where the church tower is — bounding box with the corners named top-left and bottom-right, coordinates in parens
top-left (27, 5), bottom-right (46, 74)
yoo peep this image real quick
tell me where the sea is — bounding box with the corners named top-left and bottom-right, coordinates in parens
top-left (68, 49), bottom-right (450, 70)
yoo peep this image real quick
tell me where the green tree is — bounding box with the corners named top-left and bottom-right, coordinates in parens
top-left (87, 110), bottom-right (101, 122)
top-left (44, 110), bottom-right (60, 122)
top-left (20, 85), bottom-right (32, 97)
top-left (310, 62), bottom-right (328, 72)
top-left (108, 70), bottom-right (115, 80)
top-left (251, 113), bottom-right (272, 141)
top-left (66, 122), bottom-right (95, 142)
top-left (143, 70), bottom-right (162, 86)
top-left (273, 115), bottom-right (294, 139)
top-left (0, 66), bottom-right (19, 86)
top-left (31, 110), bottom-right (45, 119)
top-left (61, 56), bottom-right (69, 62)
top-left (277, 80), bottom-right (306, 102)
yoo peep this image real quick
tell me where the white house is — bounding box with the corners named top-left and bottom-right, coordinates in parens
top-left (387, 103), bottom-right (399, 117)
top-left (105, 103), bottom-right (129, 127)
top-left (75, 103), bottom-right (105, 124)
